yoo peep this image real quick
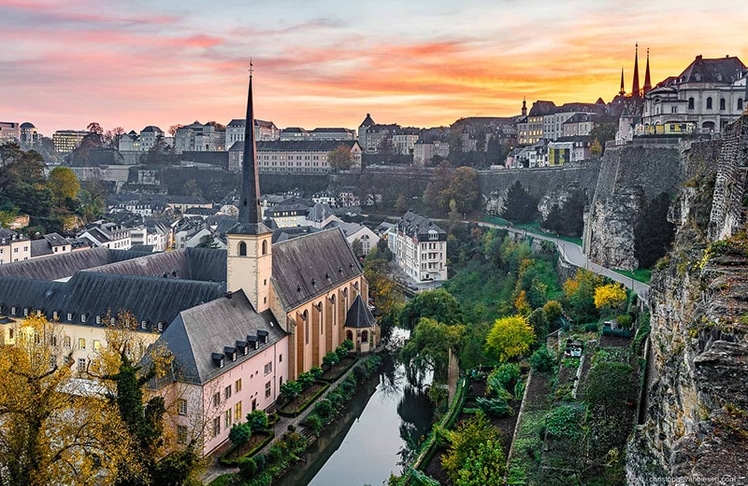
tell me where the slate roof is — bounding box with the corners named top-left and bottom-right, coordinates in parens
top-left (0, 272), bottom-right (225, 330)
top-left (159, 290), bottom-right (285, 384)
top-left (179, 151), bottom-right (228, 168)
top-left (256, 140), bottom-right (359, 152)
top-left (0, 247), bottom-right (145, 281)
top-left (397, 211), bottom-right (447, 242)
top-left (271, 228), bottom-right (362, 310)
top-left (678, 55), bottom-right (746, 84)
top-left (360, 114), bottom-right (375, 128)
top-left (30, 239), bottom-right (53, 258)
top-left (528, 101), bottom-right (557, 117)
top-left (306, 203), bottom-right (335, 223)
top-left (345, 294), bottom-right (376, 329)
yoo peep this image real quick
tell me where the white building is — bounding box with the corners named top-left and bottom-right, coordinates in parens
top-left (390, 211), bottom-right (447, 283)
top-left (413, 140), bottom-right (450, 166)
top-left (225, 119), bottom-right (280, 148)
top-left (393, 128), bottom-right (420, 155)
top-left (229, 140), bottom-right (363, 173)
top-left (175, 122), bottom-right (225, 153)
top-left (78, 222), bottom-right (132, 250)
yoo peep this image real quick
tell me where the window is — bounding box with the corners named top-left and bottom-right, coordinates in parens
top-left (212, 417), bottom-right (221, 437)
top-left (720, 98), bottom-right (726, 110)
top-left (224, 385), bottom-right (232, 400)
top-left (177, 425), bottom-right (188, 445)
top-left (671, 106), bottom-right (678, 114)
top-left (93, 340), bottom-right (101, 351)
top-left (224, 409), bottom-right (232, 429)
top-left (739, 98), bottom-right (744, 110)
top-left (81, 314), bottom-right (87, 323)
top-left (95, 315), bottom-right (101, 325)
top-left (50, 335), bottom-right (57, 347)
top-left (279, 354), bottom-right (282, 363)
top-left (77, 358), bottom-right (86, 372)
top-left (235, 379), bottom-right (242, 393)
top-left (212, 392), bottom-right (220, 408)
top-left (262, 240), bottom-right (267, 255)
top-left (707, 97), bottom-right (713, 109)
top-left (8, 328), bottom-right (14, 340)
top-left (67, 313), bottom-right (73, 321)
top-left (265, 381), bottom-right (271, 398)
top-left (234, 401), bottom-right (242, 422)
top-left (264, 362), bottom-right (272, 375)
top-left (177, 399), bottom-right (187, 415)
top-left (79, 338), bottom-right (86, 349)
top-left (238, 241), bottom-right (247, 256)
top-left (63, 336), bottom-right (71, 347)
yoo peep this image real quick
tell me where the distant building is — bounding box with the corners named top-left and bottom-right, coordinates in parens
top-left (19, 122), bottom-right (38, 148)
top-left (226, 119), bottom-right (280, 147)
top-left (389, 211), bottom-right (447, 282)
top-left (357, 114), bottom-right (399, 154)
top-left (392, 128), bottom-right (420, 155)
top-left (307, 127), bottom-right (355, 141)
top-left (229, 140), bottom-right (362, 173)
top-left (52, 130), bottom-right (88, 154)
top-left (77, 222), bottom-right (132, 250)
top-left (413, 140), bottom-right (450, 166)
top-left (641, 54), bottom-right (747, 135)
top-left (548, 136), bottom-right (593, 166)
top-left (0, 122), bottom-right (20, 145)
top-left (175, 122), bottom-right (225, 153)
top-left (0, 229), bottom-right (30, 264)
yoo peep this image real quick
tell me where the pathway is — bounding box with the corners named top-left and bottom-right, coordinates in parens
top-left (476, 222), bottom-right (650, 300)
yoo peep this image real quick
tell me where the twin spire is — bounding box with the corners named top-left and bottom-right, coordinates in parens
top-left (229, 59), bottom-right (270, 235)
top-left (621, 44), bottom-right (652, 97)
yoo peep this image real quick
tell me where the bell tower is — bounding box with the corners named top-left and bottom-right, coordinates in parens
top-left (226, 61), bottom-right (273, 312)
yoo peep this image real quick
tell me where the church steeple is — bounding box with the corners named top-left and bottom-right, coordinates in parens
top-left (643, 48), bottom-right (652, 95)
top-left (632, 43), bottom-right (641, 97)
top-left (230, 60), bottom-right (269, 236)
top-left (521, 98), bottom-right (527, 117)
top-left (619, 67), bottom-right (626, 96)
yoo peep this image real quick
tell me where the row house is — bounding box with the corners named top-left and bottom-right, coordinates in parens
top-left (548, 136), bottom-right (593, 166)
top-left (392, 128), bottom-right (421, 155)
top-left (77, 222), bottom-right (132, 250)
top-left (357, 114), bottom-right (399, 153)
top-left (641, 55), bottom-right (747, 135)
top-left (175, 122), bottom-right (225, 153)
top-left (0, 229), bottom-right (30, 264)
top-left (0, 122), bottom-right (21, 145)
top-left (389, 211), bottom-right (447, 283)
top-left (413, 140), bottom-right (450, 166)
top-left (130, 221), bottom-right (170, 252)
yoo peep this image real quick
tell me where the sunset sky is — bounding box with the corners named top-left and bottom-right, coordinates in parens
top-left (2, 0), bottom-right (747, 136)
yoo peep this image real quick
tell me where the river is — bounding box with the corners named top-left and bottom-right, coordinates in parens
top-left (277, 349), bottom-right (433, 486)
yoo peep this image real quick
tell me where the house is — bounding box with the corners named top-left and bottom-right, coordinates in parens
top-left (226, 119), bottom-right (280, 147)
top-left (390, 211), bottom-right (447, 282)
top-left (548, 136), bottom-right (593, 166)
top-left (335, 222), bottom-right (380, 255)
top-left (77, 222), bottom-right (132, 250)
top-left (0, 229), bottom-right (30, 264)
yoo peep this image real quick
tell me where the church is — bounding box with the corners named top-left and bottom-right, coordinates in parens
top-left (0, 69), bottom-right (378, 455)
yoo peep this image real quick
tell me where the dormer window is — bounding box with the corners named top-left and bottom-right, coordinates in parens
top-left (141, 320), bottom-right (148, 330)
top-left (81, 314), bottom-right (87, 323)
top-left (23, 308), bottom-right (29, 317)
top-left (53, 311), bottom-right (59, 321)
top-left (157, 322), bottom-right (164, 332)
top-left (248, 334), bottom-right (258, 350)
top-left (212, 352), bottom-right (225, 368)
top-left (236, 340), bottom-right (248, 355)
top-left (95, 315), bottom-right (102, 325)
top-left (225, 346), bottom-right (237, 362)
top-left (257, 329), bottom-right (269, 345)
top-left (10, 306), bottom-right (16, 316)
top-left (67, 313), bottom-right (73, 321)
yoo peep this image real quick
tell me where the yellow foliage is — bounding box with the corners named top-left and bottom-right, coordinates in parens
top-left (485, 315), bottom-right (536, 362)
top-left (563, 278), bottom-right (580, 298)
top-left (514, 290), bottom-right (531, 316)
top-left (594, 283), bottom-right (627, 310)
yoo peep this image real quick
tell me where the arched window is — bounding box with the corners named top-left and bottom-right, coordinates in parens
top-left (739, 98), bottom-right (744, 110)
top-left (688, 97), bottom-right (694, 110)
top-left (238, 241), bottom-right (247, 256)
top-left (706, 97), bottom-right (713, 109)
top-left (261, 240), bottom-right (267, 255)
top-left (720, 98), bottom-right (726, 110)
top-left (346, 330), bottom-right (353, 341)
top-left (361, 330), bottom-right (369, 343)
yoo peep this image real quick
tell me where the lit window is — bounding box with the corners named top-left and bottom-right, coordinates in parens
top-left (93, 340), bottom-right (101, 351)
top-left (79, 338), bottom-right (86, 349)
top-left (235, 379), bottom-right (242, 393)
top-left (234, 401), bottom-right (242, 422)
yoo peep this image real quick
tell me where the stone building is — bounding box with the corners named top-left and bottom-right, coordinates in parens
top-left (389, 211), bottom-right (447, 283)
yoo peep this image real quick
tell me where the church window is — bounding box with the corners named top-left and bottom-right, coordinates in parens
top-left (720, 98), bottom-right (726, 110)
top-left (361, 330), bottom-right (369, 343)
top-left (739, 99), bottom-right (744, 110)
top-left (261, 240), bottom-right (267, 255)
top-left (238, 241), bottom-right (247, 256)
top-left (706, 97), bottom-right (713, 109)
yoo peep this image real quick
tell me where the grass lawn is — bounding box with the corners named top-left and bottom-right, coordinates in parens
top-left (480, 216), bottom-right (583, 246)
top-left (613, 268), bottom-right (653, 284)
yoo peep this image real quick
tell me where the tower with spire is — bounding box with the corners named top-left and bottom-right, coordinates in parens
top-left (619, 67), bottom-right (626, 96)
top-left (521, 98), bottom-right (527, 117)
top-left (226, 61), bottom-right (273, 313)
top-left (643, 48), bottom-right (652, 95)
top-left (632, 43), bottom-right (641, 97)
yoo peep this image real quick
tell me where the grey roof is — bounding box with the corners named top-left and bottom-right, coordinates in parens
top-left (30, 239), bottom-right (53, 258)
top-left (307, 203), bottom-right (335, 223)
top-left (0, 247), bottom-right (146, 281)
top-left (44, 233), bottom-right (70, 247)
top-left (130, 245), bottom-right (155, 253)
top-left (678, 55), bottom-right (746, 84)
top-left (83, 247), bottom-right (226, 283)
top-left (20, 122), bottom-right (35, 129)
top-left (397, 211), bottom-right (447, 241)
top-left (256, 140), bottom-right (359, 152)
top-left (345, 294), bottom-right (376, 329)
top-left (528, 100), bottom-right (557, 117)
top-left (271, 228), bottom-right (362, 310)
top-left (0, 271), bottom-right (225, 330)
top-left (179, 151), bottom-right (228, 167)
top-left (159, 290), bottom-right (285, 384)
top-left (360, 114), bottom-right (375, 127)
top-left (141, 126), bottom-right (163, 133)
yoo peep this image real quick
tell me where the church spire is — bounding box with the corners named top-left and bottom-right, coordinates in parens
top-left (632, 43), bottom-right (641, 97)
top-left (619, 67), bottom-right (626, 96)
top-left (643, 48), bottom-right (652, 95)
top-left (231, 59), bottom-right (269, 235)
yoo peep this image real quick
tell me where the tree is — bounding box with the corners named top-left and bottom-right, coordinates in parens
top-left (455, 440), bottom-right (506, 486)
top-left (442, 412), bottom-right (504, 484)
top-left (246, 410), bottom-right (269, 432)
top-left (229, 423), bottom-right (252, 446)
top-left (400, 318), bottom-right (465, 380)
top-left (557, 189), bottom-right (587, 236)
top-left (501, 180), bottom-right (536, 223)
top-left (594, 283), bottom-right (627, 311)
top-left (562, 269), bottom-right (604, 324)
top-left (484, 315), bottom-right (535, 362)
top-left (395, 194), bottom-right (408, 214)
top-left (327, 145), bottom-right (353, 172)
top-left (541, 203), bottom-right (562, 234)
top-left (197, 234), bottom-right (219, 249)
top-left (351, 238), bottom-right (364, 258)
top-left (47, 166), bottom-right (81, 204)
top-left (634, 192), bottom-right (675, 268)
top-left (399, 288), bottom-right (463, 330)
top-left (423, 160), bottom-right (453, 212)
top-left (589, 122), bottom-right (617, 154)
top-left (182, 179), bottom-right (202, 198)
top-left (442, 166), bottom-right (480, 215)
top-left (0, 316), bottom-right (132, 486)
top-left (87, 122), bottom-right (104, 135)
top-left (168, 125), bottom-right (183, 138)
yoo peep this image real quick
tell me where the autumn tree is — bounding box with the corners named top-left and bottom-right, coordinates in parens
top-left (400, 318), bottom-right (466, 380)
top-left (0, 316), bottom-right (133, 486)
top-left (594, 283), bottom-right (627, 312)
top-left (47, 166), bottom-right (81, 204)
top-left (442, 412), bottom-right (505, 485)
top-left (562, 269), bottom-right (605, 324)
top-left (327, 145), bottom-right (354, 172)
top-left (399, 288), bottom-right (463, 330)
top-left (423, 160), bottom-right (453, 212)
top-left (484, 315), bottom-right (535, 362)
top-left (442, 166), bottom-right (480, 215)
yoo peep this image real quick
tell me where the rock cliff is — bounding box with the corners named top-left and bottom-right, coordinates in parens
top-left (627, 116), bottom-right (748, 485)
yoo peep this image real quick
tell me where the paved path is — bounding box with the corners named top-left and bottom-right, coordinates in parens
top-left (477, 222), bottom-right (650, 300)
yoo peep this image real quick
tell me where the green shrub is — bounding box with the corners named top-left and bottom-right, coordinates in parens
top-left (280, 380), bottom-right (302, 402)
top-left (246, 409), bottom-right (269, 432)
top-left (305, 413), bottom-right (323, 435)
top-left (326, 390), bottom-right (343, 408)
top-left (228, 423), bottom-right (252, 446)
top-left (310, 366), bottom-right (324, 379)
top-left (335, 345), bottom-right (349, 361)
top-left (616, 314), bottom-right (633, 330)
top-left (487, 363), bottom-right (521, 394)
top-left (313, 399), bottom-right (335, 423)
top-left (584, 322), bottom-right (599, 333)
top-left (342, 338), bottom-right (355, 351)
top-left (323, 351), bottom-right (340, 367)
top-left (353, 364), bottom-right (368, 381)
top-left (238, 456), bottom-right (257, 479)
top-left (476, 396), bottom-right (513, 417)
top-left (544, 405), bottom-right (582, 439)
top-left (529, 345), bottom-right (555, 372)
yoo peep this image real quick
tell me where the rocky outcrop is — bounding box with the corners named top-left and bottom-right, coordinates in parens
top-left (584, 141), bottom-right (684, 270)
top-left (627, 116), bottom-right (748, 485)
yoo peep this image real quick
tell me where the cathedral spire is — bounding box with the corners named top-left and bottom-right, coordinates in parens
top-left (643, 48), bottom-right (652, 95)
top-left (632, 43), bottom-right (641, 97)
top-left (619, 67), bottom-right (625, 96)
top-left (231, 59), bottom-right (269, 235)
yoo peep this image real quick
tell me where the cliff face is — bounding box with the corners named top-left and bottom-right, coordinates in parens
top-left (584, 142), bottom-right (683, 270)
top-left (627, 117), bottom-right (748, 485)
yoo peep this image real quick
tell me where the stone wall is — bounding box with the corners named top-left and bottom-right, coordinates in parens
top-left (584, 141), bottom-right (684, 270)
top-left (627, 116), bottom-right (748, 485)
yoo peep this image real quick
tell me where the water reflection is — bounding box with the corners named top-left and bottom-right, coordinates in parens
top-left (278, 347), bottom-right (434, 486)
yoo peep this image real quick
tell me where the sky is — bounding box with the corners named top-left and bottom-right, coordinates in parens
top-left (2, 0), bottom-right (747, 136)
